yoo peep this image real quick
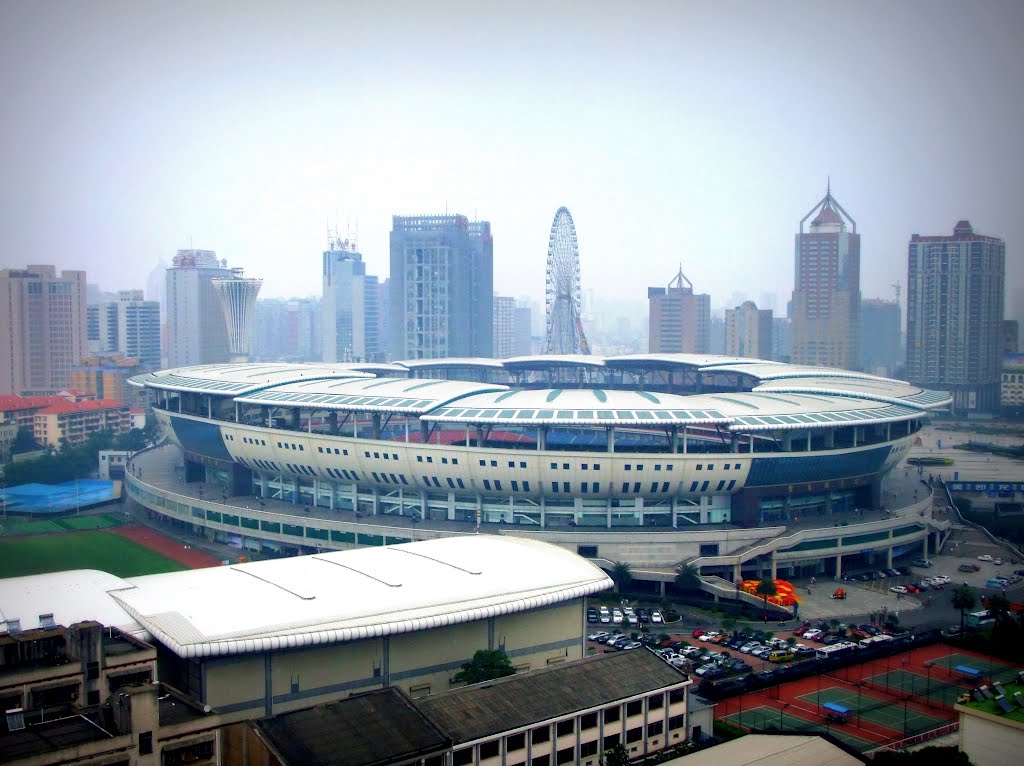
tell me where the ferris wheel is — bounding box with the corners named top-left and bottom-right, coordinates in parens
top-left (544, 207), bottom-right (589, 354)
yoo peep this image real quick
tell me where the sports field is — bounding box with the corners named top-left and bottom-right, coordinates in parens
top-left (797, 686), bottom-right (949, 734)
top-left (0, 529), bottom-right (188, 578)
top-left (723, 705), bottom-right (876, 751)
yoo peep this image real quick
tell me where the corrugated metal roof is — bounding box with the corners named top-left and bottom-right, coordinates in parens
top-left (129, 363), bottom-right (373, 395)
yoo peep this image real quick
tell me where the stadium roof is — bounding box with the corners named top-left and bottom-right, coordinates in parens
top-left (503, 354), bottom-right (607, 370)
top-left (108, 536), bottom-right (611, 658)
top-left (604, 353), bottom-right (777, 370)
top-left (700, 362), bottom-right (893, 383)
top-left (234, 376), bottom-right (508, 415)
top-left (423, 388), bottom-right (924, 430)
top-left (398, 357), bottom-right (508, 370)
top-left (129, 363), bottom-right (373, 395)
top-left (754, 376), bottom-right (952, 410)
top-left (423, 388), bottom-right (730, 426)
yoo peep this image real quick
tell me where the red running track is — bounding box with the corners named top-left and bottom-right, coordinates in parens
top-left (109, 524), bottom-right (222, 569)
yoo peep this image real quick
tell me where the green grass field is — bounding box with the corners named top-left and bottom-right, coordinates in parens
top-left (0, 530), bottom-right (186, 578)
top-left (0, 513), bottom-right (123, 537)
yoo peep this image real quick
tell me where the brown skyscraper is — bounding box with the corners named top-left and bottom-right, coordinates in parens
top-left (791, 186), bottom-right (861, 370)
top-left (0, 265), bottom-right (88, 395)
top-left (648, 267), bottom-right (710, 353)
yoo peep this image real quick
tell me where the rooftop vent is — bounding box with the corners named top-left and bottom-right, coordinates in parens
top-left (4, 619), bottom-right (21, 635)
top-left (6, 708), bottom-right (26, 732)
top-left (38, 613), bottom-right (56, 629)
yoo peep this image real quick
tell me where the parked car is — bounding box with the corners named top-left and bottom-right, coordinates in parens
top-left (650, 610), bottom-right (664, 624)
top-left (793, 623), bottom-right (811, 635)
top-left (802, 629), bottom-right (824, 640)
top-left (692, 628), bottom-right (706, 639)
top-left (890, 585), bottom-right (908, 594)
top-left (959, 563), bottom-right (981, 573)
top-left (912, 558), bottom-right (933, 567)
top-left (588, 631), bottom-right (610, 642)
top-left (978, 554), bottom-right (994, 562)
top-left (636, 608), bottom-right (650, 622)
top-left (994, 558), bottom-right (1004, 566)
top-left (886, 568), bottom-right (901, 577)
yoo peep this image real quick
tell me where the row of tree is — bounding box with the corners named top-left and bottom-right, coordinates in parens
top-left (2, 423), bottom-right (155, 486)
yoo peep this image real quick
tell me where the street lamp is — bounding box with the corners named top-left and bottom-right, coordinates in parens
top-left (923, 662), bottom-right (932, 705)
top-left (780, 702), bottom-right (789, 732)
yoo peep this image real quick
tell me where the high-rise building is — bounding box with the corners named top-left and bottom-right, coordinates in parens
top-left (212, 269), bottom-right (263, 363)
top-left (364, 275), bottom-right (383, 362)
top-left (513, 302), bottom-right (533, 357)
top-left (791, 187), bottom-right (861, 370)
top-left (493, 295), bottom-right (516, 358)
top-left (648, 267), bottom-right (710, 353)
top-left (0, 265), bottom-right (88, 395)
top-left (165, 250), bottom-right (233, 368)
top-left (321, 237), bottom-right (366, 362)
top-left (860, 298), bottom-right (902, 377)
top-left (87, 290), bottom-right (162, 370)
top-left (1003, 320), bottom-right (1019, 354)
top-left (389, 214), bottom-right (493, 360)
top-left (253, 298), bottom-right (321, 362)
top-left (378, 279), bottom-right (391, 361)
top-left (772, 316), bottom-right (792, 362)
top-left (907, 220), bottom-right (1005, 412)
top-left (725, 301), bottom-right (773, 359)
top-left (72, 354), bottom-right (149, 409)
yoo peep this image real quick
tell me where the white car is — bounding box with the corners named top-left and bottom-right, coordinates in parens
top-left (802, 629), bottom-right (824, 640)
top-left (978, 554), bottom-right (994, 562)
top-left (698, 631), bottom-right (720, 642)
top-left (588, 631), bottom-right (610, 641)
top-left (889, 585), bottom-right (908, 594)
top-left (932, 575), bottom-right (951, 584)
top-left (612, 609), bottom-right (624, 624)
top-left (650, 610), bottom-right (664, 624)
top-left (994, 558), bottom-right (1004, 566)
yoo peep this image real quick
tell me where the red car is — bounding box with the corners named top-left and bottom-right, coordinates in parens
top-left (692, 628), bottom-right (706, 639)
top-left (793, 623), bottom-right (811, 636)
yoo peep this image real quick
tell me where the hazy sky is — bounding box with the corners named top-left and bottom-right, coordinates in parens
top-left (2, 0), bottom-right (1023, 321)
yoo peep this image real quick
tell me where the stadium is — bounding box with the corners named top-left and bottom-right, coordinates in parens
top-left (126, 354), bottom-right (952, 605)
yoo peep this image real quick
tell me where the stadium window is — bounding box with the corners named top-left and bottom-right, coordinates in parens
top-left (716, 481), bottom-right (725, 491)
top-left (422, 476), bottom-right (431, 487)
top-left (419, 456), bottom-right (424, 462)
top-left (427, 456), bottom-right (433, 463)
top-left (457, 478), bottom-right (465, 489)
top-left (662, 482), bottom-right (669, 492)
top-left (593, 482), bottom-right (600, 493)
top-left (727, 480), bottom-right (736, 490)
top-left (701, 481), bottom-right (709, 491)
top-left (582, 463), bottom-right (588, 470)
top-left (625, 464), bottom-right (631, 471)
top-left (520, 461), bottom-right (527, 468)
top-left (394, 453), bottom-right (400, 460)
top-left (479, 459), bottom-right (485, 466)
top-left (447, 478), bottom-right (455, 488)
top-left (707, 464), bottom-right (714, 470)
top-left (552, 482), bottom-right (559, 493)
top-left (581, 482), bottom-right (588, 494)
top-left (633, 482), bottom-right (641, 493)
top-left (432, 477), bottom-right (441, 487)
top-left (491, 460), bottom-right (497, 466)
top-left (509, 460), bottom-right (515, 468)
top-left (511, 480), bottom-right (519, 492)
top-left (650, 483), bottom-right (658, 493)
top-left (666, 464), bottom-right (673, 471)
top-left (442, 457), bottom-right (448, 464)
top-left (594, 463), bottom-right (600, 470)
top-left (523, 481), bottom-right (530, 491)
top-left (655, 464), bottom-right (661, 471)
top-left (622, 482), bottom-right (630, 492)
top-left (636, 464), bottom-right (643, 471)
top-left (563, 482), bottom-right (570, 493)
top-left (734, 462), bottom-right (741, 469)
top-left (696, 464), bottom-right (703, 470)
top-left (493, 480), bottom-right (501, 491)
top-left (563, 463), bottom-right (569, 470)
top-left (484, 480), bottom-right (492, 490)
top-left (374, 452), bottom-right (380, 459)
top-left (551, 462), bottom-right (558, 469)
top-left (390, 473), bottom-right (399, 483)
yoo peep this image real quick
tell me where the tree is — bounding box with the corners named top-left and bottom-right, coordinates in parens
top-left (952, 584), bottom-right (976, 634)
top-left (452, 649), bottom-right (516, 684)
top-left (722, 616), bottom-right (737, 635)
top-left (986, 592), bottom-right (1012, 626)
top-left (600, 744), bottom-right (630, 766)
top-left (610, 561), bottom-right (632, 593)
top-left (675, 563), bottom-right (702, 592)
top-left (755, 577), bottom-right (778, 620)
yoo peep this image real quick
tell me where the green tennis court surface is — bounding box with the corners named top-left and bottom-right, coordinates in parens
top-left (798, 686), bottom-right (950, 734)
top-left (724, 705), bottom-right (876, 752)
top-left (864, 668), bottom-right (966, 707)
top-left (930, 653), bottom-right (1021, 684)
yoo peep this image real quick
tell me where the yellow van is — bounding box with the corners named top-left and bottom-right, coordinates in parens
top-left (768, 650), bottom-right (794, 663)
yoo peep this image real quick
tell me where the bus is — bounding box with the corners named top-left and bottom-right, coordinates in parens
top-left (815, 642), bottom-right (858, 660)
top-left (966, 610), bottom-right (995, 629)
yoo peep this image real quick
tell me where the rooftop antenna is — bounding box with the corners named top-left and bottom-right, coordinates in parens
top-left (826, 175), bottom-right (831, 197)
top-left (892, 280), bottom-right (901, 304)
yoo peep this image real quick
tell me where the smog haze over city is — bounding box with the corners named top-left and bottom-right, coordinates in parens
top-left (2, 0), bottom-right (1022, 320)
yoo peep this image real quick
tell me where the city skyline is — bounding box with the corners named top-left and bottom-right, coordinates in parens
top-left (1, 1), bottom-right (1022, 324)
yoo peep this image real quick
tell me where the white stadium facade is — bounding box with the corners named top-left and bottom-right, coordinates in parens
top-left (126, 354), bottom-right (952, 604)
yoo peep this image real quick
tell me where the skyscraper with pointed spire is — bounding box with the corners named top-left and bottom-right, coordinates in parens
top-left (648, 265), bottom-right (710, 353)
top-left (790, 184), bottom-right (861, 370)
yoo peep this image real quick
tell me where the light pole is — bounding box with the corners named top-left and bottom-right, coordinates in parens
top-left (780, 702), bottom-right (788, 732)
top-left (924, 662), bottom-right (932, 705)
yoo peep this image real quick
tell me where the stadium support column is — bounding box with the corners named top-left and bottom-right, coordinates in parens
top-left (671, 426), bottom-right (679, 453)
top-left (886, 540), bottom-right (894, 568)
top-left (770, 555), bottom-right (777, 580)
top-left (922, 537), bottom-right (929, 558)
top-left (606, 427), bottom-right (615, 453)
top-left (372, 413), bottom-right (381, 440)
top-left (291, 408), bottom-right (300, 429)
top-left (538, 426), bottom-right (547, 450)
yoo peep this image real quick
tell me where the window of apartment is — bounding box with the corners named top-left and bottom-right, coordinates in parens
top-left (669, 687), bottom-right (687, 704)
top-left (648, 694), bottom-right (664, 710)
top-left (507, 733), bottom-right (526, 751)
top-left (139, 732), bottom-right (153, 755)
top-left (626, 700), bottom-right (643, 717)
top-left (453, 749), bottom-right (474, 766)
top-left (556, 719), bottom-right (574, 737)
top-left (532, 756), bottom-right (550, 766)
top-left (648, 721), bottom-right (664, 737)
top-left (532, 725), bottom-right (550, 744)
top-left (581, 740), bottom-right (598, 757)
top-left (557, 746), bottom-right (575, 764)
top-left (626, 727), bottom-right (643, 743)
top-left (580, 712), bottom-right (598, 729)
top-left (604, 705), bottom-right (620, 723)
top-left (603, 734), bottom-right (620, 750)
top-left (479, 740), bottom-right (500, 759)
top-left (669, 713), bottom-right (686, 729)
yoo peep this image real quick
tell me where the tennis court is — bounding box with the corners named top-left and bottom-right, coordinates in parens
top-left (798, 685), bottom-right (949, 735)
top-left (863, 668), bottom-right (967, 708)
top-left (0, 480), bottom-right (119, 515)
top-left (930, 653), bottom-right (1021, 684)
top-left (723, 705), bottom-right (876, 751)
